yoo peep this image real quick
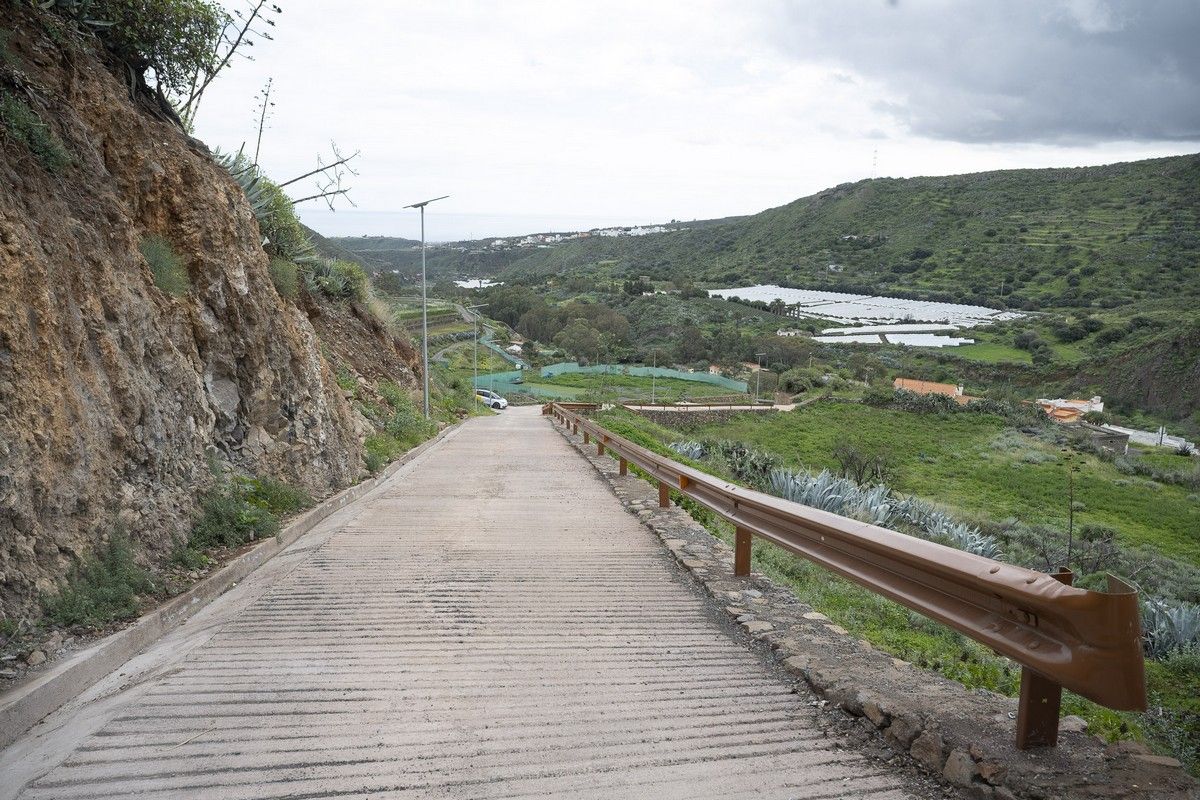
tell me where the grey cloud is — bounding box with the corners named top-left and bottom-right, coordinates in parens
top-left (773, 0), bottom-right (1200, 143)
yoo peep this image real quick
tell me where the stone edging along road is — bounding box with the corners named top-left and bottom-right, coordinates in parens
top-left (550, 418), bottom-right (1198, 800)
top-left (0, 423), bottom-right (461, 751)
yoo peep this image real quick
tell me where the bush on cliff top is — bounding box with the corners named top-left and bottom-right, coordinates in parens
top-left (41, 0), bottom-right (225, 95)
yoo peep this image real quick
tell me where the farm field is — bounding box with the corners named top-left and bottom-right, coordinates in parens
top-left (684, 402), bottom-right (1200, 568)
top-left (949, 340), bottom-right (1033, 364)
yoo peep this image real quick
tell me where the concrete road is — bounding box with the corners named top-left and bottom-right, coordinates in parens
top-left (3, 407), bottom-right (915, 799)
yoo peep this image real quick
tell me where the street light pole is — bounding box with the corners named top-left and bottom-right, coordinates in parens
top-left (651, 350), bottom-right (657, 404)
top-left (467, 303), bottom-right (488, 398)
top-left (755, 352), bottom-right (767, 403)
top-left (403, 195), bottom-right (450, 420)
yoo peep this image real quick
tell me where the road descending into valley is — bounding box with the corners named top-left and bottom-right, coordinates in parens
top-left (2, 407), bottom-right (915, 799)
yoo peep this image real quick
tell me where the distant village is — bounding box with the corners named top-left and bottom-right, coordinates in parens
top-left (451, 224), bottom-right (678, 253)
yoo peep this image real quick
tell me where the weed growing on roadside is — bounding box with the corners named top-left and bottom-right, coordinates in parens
top-left (188, 476), bottom-right (301, 549)
top-left (169, 544), bottom-right (209, 570)
top-left (43, 535), bottom-right (155, 628)
top-left (241, 475), bottom-right (313, 515)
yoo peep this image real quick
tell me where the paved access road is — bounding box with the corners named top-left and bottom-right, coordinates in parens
top-left (4, 407), bottom-right (915, 799)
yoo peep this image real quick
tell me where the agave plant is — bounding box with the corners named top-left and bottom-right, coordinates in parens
top-left (213, 149), bottom-right (319, 266)
top-left (669, 441), bottom-right (709, 460)
top-left (766, 466), bottom-right (1003, 558)
top-left (1142, 599), bottom-right (1200, 657)
top-left (713, 440), bottom-right (779, 486)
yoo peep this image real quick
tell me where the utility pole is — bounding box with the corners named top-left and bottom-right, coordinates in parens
top-left (651, 350), bottom-right (657, 404)
top-left (467, 303), bottom-right (488, 399)
top-left (403, 195), bottom-right (450, 419)
top-left (755, 352), bottom-right (767, 403)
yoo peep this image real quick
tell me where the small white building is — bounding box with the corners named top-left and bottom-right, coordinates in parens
top-left (1037, 396), bottom-right (1104, 414)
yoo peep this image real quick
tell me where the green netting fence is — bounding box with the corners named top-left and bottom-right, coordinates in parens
top-left (539, 362), bottom-right (747, 391)
top-left (472, 362), bottom-right (748, 400)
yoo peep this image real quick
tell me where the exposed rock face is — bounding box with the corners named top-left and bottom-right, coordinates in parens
top-left (0, 5), bottom-right (417, 617)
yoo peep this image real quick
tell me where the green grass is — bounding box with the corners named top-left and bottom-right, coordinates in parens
top-left (43, 535), bottom-right (155, 628)
top-left (241, 476), bottom-right (313, 515)
top-left (427, 320), bottom-right (473, 336)
top-left (951, 340), bottom-right (1032, 364)
top-left (187, 473), bottom-right (312, 551)
top-left (139, 234), bottom-right (191, 297)
top-left (688, 403), bottom-right (1200, 567)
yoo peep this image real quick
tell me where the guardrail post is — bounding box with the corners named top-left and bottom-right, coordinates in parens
top-left (1015, 568), bottom-right (1073, 749)
top-left (572, 422), bottom-right (578, 434)
top-left (583, 431), bottom-right (590, 444)
top-left (596, 439), bottom-right (605, 456)
top-left (658, 482), bottom-right (670, 508)
top-left (734, 527), bottom-right (752, 576)
top-left (619, 457), bottom-right (627, 476)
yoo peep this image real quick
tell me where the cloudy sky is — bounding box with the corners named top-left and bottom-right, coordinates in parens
top-left (193, 0), bottom-right (1200, 241)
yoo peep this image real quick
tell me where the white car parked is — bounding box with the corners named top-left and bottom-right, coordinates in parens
top-left (475, 389), bottom-right (508, 409)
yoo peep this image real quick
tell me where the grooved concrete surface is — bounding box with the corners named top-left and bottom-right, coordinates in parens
top-left (9, 407), bottom-right (915, 799)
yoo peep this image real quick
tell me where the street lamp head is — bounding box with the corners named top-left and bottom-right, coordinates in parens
top-left (404, 195), bottom-right (450, 209)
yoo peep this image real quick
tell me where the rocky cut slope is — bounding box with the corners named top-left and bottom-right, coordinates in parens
top-left (0, 3), bottom-right (418, 618)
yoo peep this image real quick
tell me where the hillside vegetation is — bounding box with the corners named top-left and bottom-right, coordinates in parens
top-left (338, 154), bottom-right (1200, 313)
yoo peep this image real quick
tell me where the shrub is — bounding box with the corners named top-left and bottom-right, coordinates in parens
top-left (0, 92), bottom-right (72, 172)
top-left (189, 482), bottom-right (280, 549)
top-left (214, 150), bottom-right (317, 265)
top-left (45, 0), bottom-right (225, 95)
top-left (43, 535), bottom-right (155, 627)
top-left (1143, 599), bottom-right (1200, 657)
top-left (169, 544), bottom-right (209, 570)
top-left (268, 257), bottom-right (298, 299)
top-left (384, 391), bottom-right (435, 446)
top-left (766, 466), bottom-right (1002, 558)
top-left (241, 475), bottom-right (312, 515)
top-left (139, 234), bottom-right (190, 296)
top-left (364, 433), bottom-right (403, 473)
top-left (303, 259), bottom-right (369, 303)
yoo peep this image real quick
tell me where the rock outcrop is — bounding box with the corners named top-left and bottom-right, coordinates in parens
top-left (0, 4), bottom-right (417, 618)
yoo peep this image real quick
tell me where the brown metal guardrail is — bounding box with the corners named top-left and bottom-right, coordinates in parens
top-left (543, 402), bottom-right (1146, 749)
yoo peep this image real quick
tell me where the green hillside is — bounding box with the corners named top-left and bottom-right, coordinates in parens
top-left (336, 154), bottom-right (1200, 311)
top-left (510, 154), bottom-right (1200, 310)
